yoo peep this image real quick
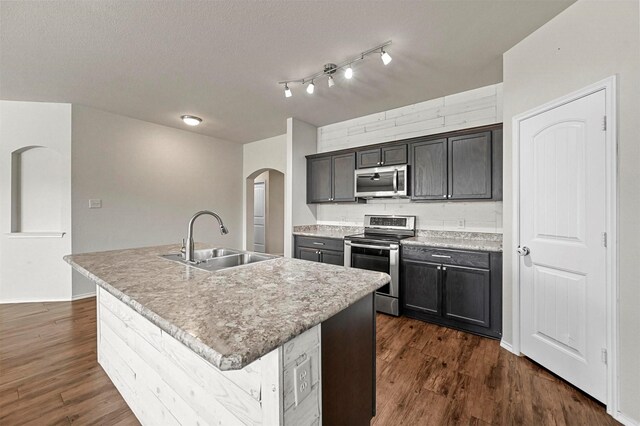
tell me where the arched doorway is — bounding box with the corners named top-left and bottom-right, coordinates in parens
top-left (245, 168), bottom-right (285, 255)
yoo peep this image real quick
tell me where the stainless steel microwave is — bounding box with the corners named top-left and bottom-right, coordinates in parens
top-left (354, 165), bottom-right (409, 198)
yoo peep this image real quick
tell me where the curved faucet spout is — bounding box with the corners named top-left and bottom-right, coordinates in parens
top-left (184, 210), bottom-right (228, 262)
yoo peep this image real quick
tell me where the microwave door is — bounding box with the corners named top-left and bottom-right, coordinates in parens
top-left (355, 165), bottom-right (407, 197)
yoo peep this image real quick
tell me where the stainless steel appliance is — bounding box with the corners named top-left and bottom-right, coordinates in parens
top-left (354, 165), bottom-right (409, 198)
top-left (344, 215), bottom-right (416, 316)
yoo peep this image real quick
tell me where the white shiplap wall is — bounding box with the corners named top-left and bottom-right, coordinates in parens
top-left (316, 84), bottom-right (503, 233)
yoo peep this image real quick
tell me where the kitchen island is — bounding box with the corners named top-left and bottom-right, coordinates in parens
top-left (65, 244), bottom-right (389, 426)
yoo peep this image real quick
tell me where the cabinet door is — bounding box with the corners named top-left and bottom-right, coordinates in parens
top-left (402, 260), bottom-right (441, 316)
top-left (410, 139), bottom-right (447, 200)
top-left (332, 153), bottom-right (356, 202)
top-left (297, 247), bottom-right (320, 262)
top-left (357, 148), bottom-right (381, 169)
top-left (381, 144), bottom-right (407, 166)
top-left (320, 250), bottom-right (344, 266)
top-left (307, 156), bottom-right (332, 203)
top-left (442, 265), bottom-right (490, 327)
top-left (448, 132), bottom-right (492, 199)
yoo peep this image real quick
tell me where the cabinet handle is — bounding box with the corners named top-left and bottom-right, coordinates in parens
top-left (442, 266), bottom-right (447, 271)
top-left (431, 254), bottom-right (451, 259)
top-left (312, 242), bottom-right (325, 246)
top-left (437, 266), bottom-right (441, 270)
top-left (381, 161), bottom-right (385, 165)
top-left (443, 195), bottom-right (447, 198)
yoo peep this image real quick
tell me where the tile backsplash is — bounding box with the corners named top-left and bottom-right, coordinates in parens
top-left (316, 199), bottom-right (503, 233)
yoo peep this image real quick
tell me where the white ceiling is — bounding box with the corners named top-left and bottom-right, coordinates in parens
top-left (0, 1), bottom-right (574, 143)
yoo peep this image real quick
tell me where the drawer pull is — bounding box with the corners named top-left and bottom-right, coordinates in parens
top-left (313, 242), bottom-right (325, 246)
top-left (431, 254), bottom-right (451, 258)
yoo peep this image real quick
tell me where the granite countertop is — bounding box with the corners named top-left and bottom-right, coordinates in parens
top-left (402, 230), bottom-right (503, 252)
top-left (292, 224), bottom-right (362, 239)
top-left (64, 245), bottom-right (389, 371)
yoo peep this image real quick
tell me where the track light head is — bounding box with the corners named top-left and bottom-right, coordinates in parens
top-left (345, 66), bottom-right (353, 79)
top-left (284, 84), bottom-right (292, 98)
top-left (381, 49), bottom-right (392, 65)
top-left (328, 75), bottom-right (335, 87)
top-left (306, 80), bottom-right (315, 94)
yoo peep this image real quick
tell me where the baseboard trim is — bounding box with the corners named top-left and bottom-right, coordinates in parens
top-left (1, 293), bottom-right (96, 304)
top-left (500, 339), bottom-right (518, 355)
top-left (615, 412), bottom-right (640, 426)
top-left (71, 292), bottom-right (97, 301)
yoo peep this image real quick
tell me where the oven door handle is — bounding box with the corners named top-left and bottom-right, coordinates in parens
top-left (345, 241), bottom-right (399, 251)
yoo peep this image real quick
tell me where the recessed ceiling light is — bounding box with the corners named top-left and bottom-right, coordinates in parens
top-left (181, 115), bottom-right (202, 126)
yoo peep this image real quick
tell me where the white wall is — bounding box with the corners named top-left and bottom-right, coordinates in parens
top-left (242, 134), bottom-right (286, 251)
top-left (502, 0), bottom-right (640, 421)
top-left (316, 84), bottom-right (503, 232)
top-left (71, 105), bottom-right (243, 296)
top-left (0, 101), bottom-right (73, 302)
top-left (285, 118), bottom-right (318, 257)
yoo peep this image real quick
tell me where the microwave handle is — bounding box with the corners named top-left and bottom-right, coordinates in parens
top-left (393, 169), bottom-right (398, 193)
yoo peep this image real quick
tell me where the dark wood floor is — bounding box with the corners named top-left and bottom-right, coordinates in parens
top-left (1, 298), bottom-right (616, 426)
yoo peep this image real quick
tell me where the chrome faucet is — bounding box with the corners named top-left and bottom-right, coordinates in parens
top-left (183, 210), bottom-right (229, 262)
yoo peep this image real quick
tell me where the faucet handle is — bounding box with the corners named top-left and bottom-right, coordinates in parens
top-left (180, 238), bottom-right (186, 256)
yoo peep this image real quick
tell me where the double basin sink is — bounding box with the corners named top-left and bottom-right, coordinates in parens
top-left (161, 248), bottom-right (277, 272)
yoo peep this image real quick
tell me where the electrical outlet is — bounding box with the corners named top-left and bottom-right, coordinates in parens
top-left (457, 219), bottom-right (465, 229)
top-left (293, 357), bottom-right (311, 406)
top-left (89, 199), bottom-right (102, 209)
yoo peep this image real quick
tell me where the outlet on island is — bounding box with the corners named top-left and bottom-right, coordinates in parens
top-left (457, 219), bottom-right (465, 229)
top-left (294, 357), bottom-right (312, 406)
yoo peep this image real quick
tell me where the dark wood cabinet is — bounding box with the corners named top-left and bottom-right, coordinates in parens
top-left (409, 126), bottom-right (502, 201)
top-left (410, 138), bottom-right (447, 200)
top-left (357, 148), bottom-right (381, 168)
top-left (402, 260), bottom-right (441, 316)
top-left (448, 132), bottom-right (492, 199)
top-left (442, 265), bottom-right (490, 327)
top-left (357, 145), bottom-right (407, 168)
top-left (307, 156), bottom-right (332, 203)
top-left (401, 245), bottom-right (502, 339)
top-left (307, 153), bottom-right (355, 203)
top-left (332, 153), bottom-right (356, 202)
top-left (294, 235), bottom-right (344, 266)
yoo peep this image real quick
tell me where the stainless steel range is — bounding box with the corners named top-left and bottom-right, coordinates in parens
top-left (344, 215), bottom-right (416, 316)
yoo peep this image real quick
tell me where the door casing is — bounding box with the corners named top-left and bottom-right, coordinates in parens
top-left (510, 76), bottom-right (618, 416)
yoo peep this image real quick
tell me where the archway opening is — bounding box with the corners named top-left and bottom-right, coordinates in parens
top-left (245, 168), bottom-right (285, 255)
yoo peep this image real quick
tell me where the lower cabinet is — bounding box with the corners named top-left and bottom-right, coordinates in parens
top-left (294, 235), bottom-right (344, 266)
top-left (401, 245), bottom-right (502, 338)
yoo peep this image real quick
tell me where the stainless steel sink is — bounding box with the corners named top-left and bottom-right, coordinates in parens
top-left (160, 248), bottom-right (277, 272)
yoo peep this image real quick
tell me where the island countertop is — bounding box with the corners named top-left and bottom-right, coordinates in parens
top-left (64, 244), bottom-right (389, 371)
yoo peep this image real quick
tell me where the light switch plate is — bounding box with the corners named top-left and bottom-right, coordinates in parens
top-left (89, 199), bottom-right (102, 209)
top-left (293, 357), bottom-right (311, 406)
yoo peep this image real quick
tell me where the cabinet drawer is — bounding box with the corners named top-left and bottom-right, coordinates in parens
top-left (402, 246), bottom-right (489, 269)
top-left (295, 236), bottom-right (344, 252)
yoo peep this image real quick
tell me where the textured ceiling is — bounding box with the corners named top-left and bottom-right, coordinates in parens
top-left (0, 1), bottom-right (574, 143)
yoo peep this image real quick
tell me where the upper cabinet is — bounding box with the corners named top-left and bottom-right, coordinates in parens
top-left (306, 124), bottom-right (502, 204)
top-left (307, 153), bottom-right (356, 203)
top-left (410, 126), bottom-right (502, 201)
top-left (356, 145), bottom-right (407, 169)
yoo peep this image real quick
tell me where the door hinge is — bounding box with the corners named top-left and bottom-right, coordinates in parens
top-left (602, 232), bottom-right (608, 247)
top-left (601, 348), bottom-right (608, 365)
top-left (602, 116), bottom-right (607, 131)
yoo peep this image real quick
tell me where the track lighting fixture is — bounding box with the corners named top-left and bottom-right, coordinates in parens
top-left (380, 49), bottom-right (392, 65)
top-left (278, 40), bottom-right (391, 97)
top-left (344, 66), bottom-right (353, 79)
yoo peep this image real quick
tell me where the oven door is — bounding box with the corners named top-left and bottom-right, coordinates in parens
top-left (344, 241), bottom-right (399, 299)
top-left (354, 165), bottom-right (408, 198)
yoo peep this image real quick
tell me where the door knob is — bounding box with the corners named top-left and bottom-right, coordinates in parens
top-left (517, 246), bottom-right (530, 256)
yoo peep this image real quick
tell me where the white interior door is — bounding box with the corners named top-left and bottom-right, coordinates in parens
top-left (519, 90), bottom-right (607, 402)
top-left (253, 182), bottom-right (266, 253)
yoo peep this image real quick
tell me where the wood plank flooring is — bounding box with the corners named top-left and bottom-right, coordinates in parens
top-left (0, 298), bottom-right (616, 425)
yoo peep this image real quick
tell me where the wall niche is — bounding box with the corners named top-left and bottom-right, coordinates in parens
top-left (10, 146), bottom-right (64, 234)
